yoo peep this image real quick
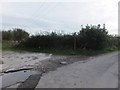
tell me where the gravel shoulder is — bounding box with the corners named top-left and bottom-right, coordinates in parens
top-left (17, 55), bottom-right (89, 89)
top-left (1, 51), bottom-right (51, 73)
top-left (1, 51), bottom-right (89, 89)
top-left (36, 51), bottom-right (118, 88)
top-left (1, 51), bottom-right (118, 89)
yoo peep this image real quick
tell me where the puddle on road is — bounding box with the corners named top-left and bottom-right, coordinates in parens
top-left (1, 70), bottom-right (39, 88)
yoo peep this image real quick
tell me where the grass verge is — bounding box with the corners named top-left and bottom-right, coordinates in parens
top-left (2, 43), bottom-right (118, 56)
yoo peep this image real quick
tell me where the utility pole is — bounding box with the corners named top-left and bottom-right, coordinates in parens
top-left (73, 32), bottom-right (76, 50)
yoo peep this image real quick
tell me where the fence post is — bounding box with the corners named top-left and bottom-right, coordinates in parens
top-left (73, 32), bottom-right (76, 50)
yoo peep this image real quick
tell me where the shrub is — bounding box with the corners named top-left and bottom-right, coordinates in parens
top-left (78, 24), bottom-right (108, 50)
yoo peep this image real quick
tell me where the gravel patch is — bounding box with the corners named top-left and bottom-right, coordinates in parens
top-left (33, 55), bottom-right (89, 73)
top-left (17, 55), bottom-right (89, 89)
top-left (1, 51), bottom-right (89, 89)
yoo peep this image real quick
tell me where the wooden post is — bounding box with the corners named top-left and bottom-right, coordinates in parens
top-left (73, 32), bottom-right (76, 50)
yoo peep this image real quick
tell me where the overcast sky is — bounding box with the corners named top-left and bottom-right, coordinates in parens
top-left (0, 0), bottom-right (119, 35)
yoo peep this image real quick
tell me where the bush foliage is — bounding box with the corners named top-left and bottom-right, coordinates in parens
top-left (2, 28), bottom-right (29, 42)
top-left (2, 24), bottom-right (119, 50)
top-left (77, 24), bottom-right (108, 50)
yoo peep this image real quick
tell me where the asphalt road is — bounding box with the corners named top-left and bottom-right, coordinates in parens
top-left (36, 51), bottom-right (118, 88)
